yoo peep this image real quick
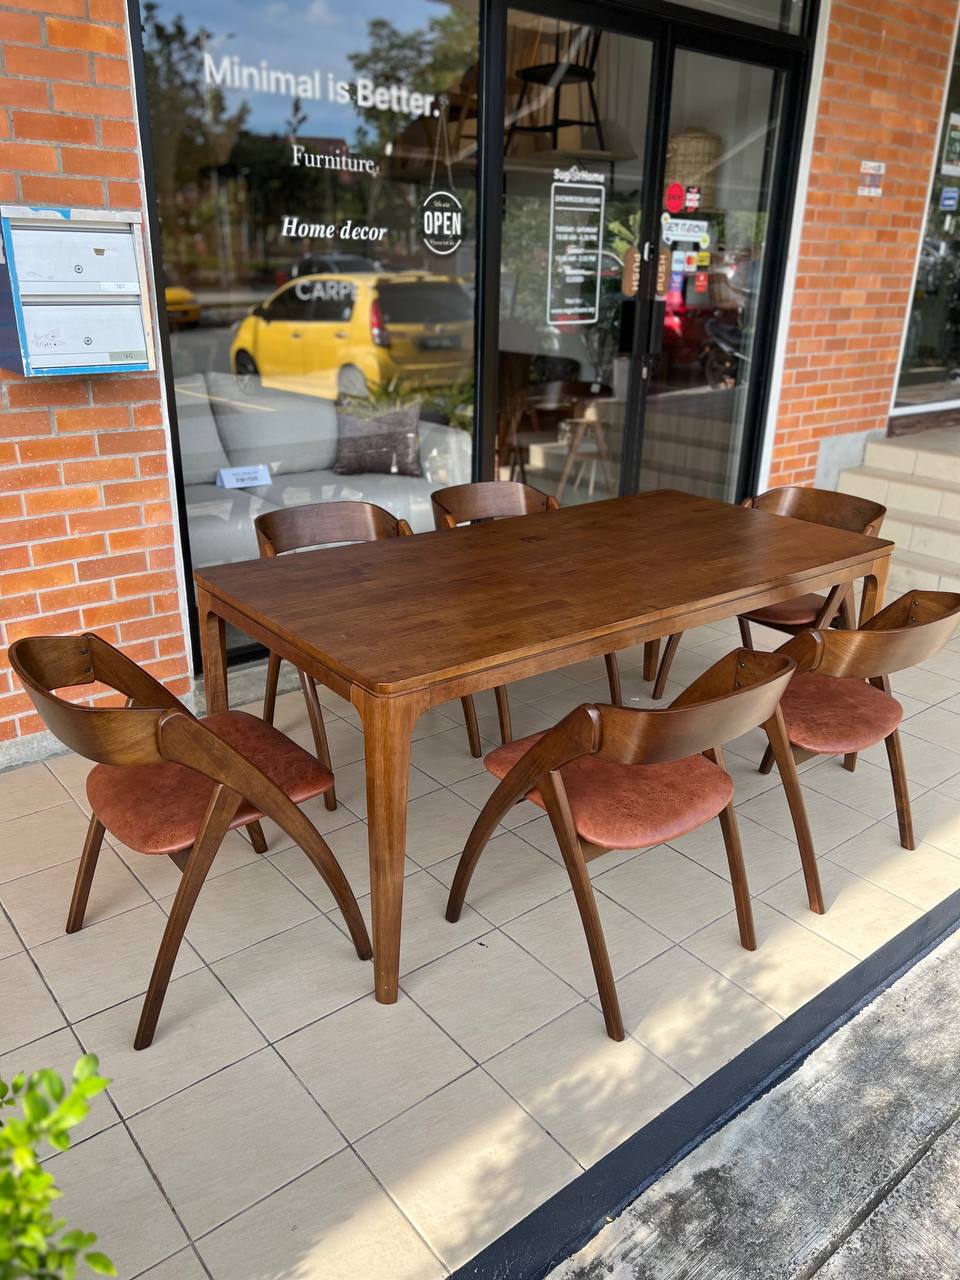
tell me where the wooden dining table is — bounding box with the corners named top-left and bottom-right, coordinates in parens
top-left (194, 488), bottom-right (893, 1004)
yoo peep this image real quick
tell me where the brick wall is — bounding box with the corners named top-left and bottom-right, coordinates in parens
top-left (0, 0), bottom-right (191, 751)
top-left (767, 0), bottom-right (958, 487)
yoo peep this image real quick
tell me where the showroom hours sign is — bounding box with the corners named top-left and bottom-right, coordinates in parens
top-left (546, 167), bottom-right (606, 325)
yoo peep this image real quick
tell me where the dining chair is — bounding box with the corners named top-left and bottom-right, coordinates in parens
top-left (445, 646), bottom-right (799, 1040)
top-left (8, 631), bottom-right (371, 1050)
top-left (431, 480), bottom-right (623, 753)
top-left (650, 486), bottom-right (887, 700)
top-left (764, 590), bottom-right (960, 851)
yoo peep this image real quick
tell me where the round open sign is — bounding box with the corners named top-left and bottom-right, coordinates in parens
top-left (421, 190), bottom-right (463, 256)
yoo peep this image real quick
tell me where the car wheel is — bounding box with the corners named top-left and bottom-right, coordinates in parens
top-left (338, 365), bottom-right (370, 402)
top-left (234, 351), bottom-right (261, 395)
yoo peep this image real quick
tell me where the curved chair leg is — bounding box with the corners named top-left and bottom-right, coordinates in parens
top-left (300, 671), bottom-right (338, 811)
top-left (262, 651), bottom-right (282, 725)
top-left (763, 708), bottom-right (824, 914)
top-left (135, 785), bottom-right (240, 1049)
top-left (885, 727), bottom-right (915, 850)
top-left (652, 632), bottom-right (681, 701)
top-left (604, 653), bottom-right (622, 706)
top-left (843, 753), bottom-right (858, 773)
top-left (642, 639), bottom-right (660, 682)
top-left (66, 815), bottom-right (106, 934)
top-left (494, 685), bottom-right (513, 744)
top-left (738, 617), bottom-right (754, 649)
top-left (707, 748), bottom-right (756, 951)
top-left (460, 695), bottom-right (482, 758)
top-left (246, 821), bottom-right (268, 853)
top-left (838, 589), bottom-right (857, 631)
top-left (540, 770), bottom-right (623, 1040)
top-left (758, 743), bottom-right (775, 775)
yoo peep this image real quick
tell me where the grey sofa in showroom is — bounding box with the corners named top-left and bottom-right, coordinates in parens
top-left (175, 372), bottom-right (472, 568)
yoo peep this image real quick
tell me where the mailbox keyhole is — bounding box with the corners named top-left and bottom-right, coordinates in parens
top-left (74, 264), bottom-right (83, 273)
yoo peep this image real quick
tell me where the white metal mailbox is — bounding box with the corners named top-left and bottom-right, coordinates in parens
top-left (0, 205), bottom-right (156, 377)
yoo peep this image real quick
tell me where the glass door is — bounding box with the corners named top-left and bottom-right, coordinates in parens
top-left (495, 8), bottom-right (656, 505)
top-left (636, 46), bottom-right (786, 501)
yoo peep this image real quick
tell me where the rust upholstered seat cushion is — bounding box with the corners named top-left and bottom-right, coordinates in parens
top-left (741, 592), bottom-right (826, 629)
top-left (86, 710), bottom-right (334, 855)
top-left (780, 671), bottom-right (902, 754)
top-left (485, 733), bottom-right (734, 850)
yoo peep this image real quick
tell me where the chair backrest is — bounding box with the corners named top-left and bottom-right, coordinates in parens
top-left (749, 485), bottom-right (886, 537)
top-left (431, 480), bottom-right (558, 529)
top-left (255, 500), bottom-right (411, 557)
top-left (790, 590), bottom-right (960, 681)
top-left (8, 632), bottom-right (185, 766)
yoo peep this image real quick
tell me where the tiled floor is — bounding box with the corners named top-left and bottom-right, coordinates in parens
top-left (3, 619), bottom-right (960, 1279)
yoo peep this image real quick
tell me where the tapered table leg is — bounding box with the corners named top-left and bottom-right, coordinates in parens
top-left (858, 554), bottom-right (890, 625)
top-left (356, 689), bottom-right (421, 1003)
top-left (197, 588), bottom-right (228, 715)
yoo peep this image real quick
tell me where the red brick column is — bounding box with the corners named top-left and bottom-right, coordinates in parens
top-left (767, 0), bottom-right (958, 487)
top-left (0, 0), bottom-right (191, 748)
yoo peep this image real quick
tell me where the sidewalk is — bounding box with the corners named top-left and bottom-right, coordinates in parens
top-left (552, 925), bottom-right (960, 1280)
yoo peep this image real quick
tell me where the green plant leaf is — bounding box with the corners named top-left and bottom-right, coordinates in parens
top-left (73, 1055), bottom-right (100, 1083)
top-left (85, 1251), bottom-right (117, 1276)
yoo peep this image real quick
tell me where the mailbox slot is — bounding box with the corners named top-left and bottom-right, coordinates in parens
top-left (21, 302), bottom-right (147, 371)
top-left (10, 226), bottom-right (141, 296)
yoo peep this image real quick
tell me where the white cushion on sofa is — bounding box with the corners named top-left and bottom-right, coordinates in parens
top-left (184, 484), bottom-right (277, 565)
top-left (207, 373), bottom-right (339, 475)
top-left (175, 374), bottom-right (230, 485)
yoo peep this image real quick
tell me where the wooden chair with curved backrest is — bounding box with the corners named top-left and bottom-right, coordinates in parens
top-left (445, 646), bottom-right (803, 1040)
top-left (8, 632), bottom-right (371, 1050)
top-left (257, 499), bottom-right (484, 766)
top-left (431, 480), bottom-right (623, 754)
top-left (767, 590), bottom-right (960, 852)
top-left (650, 486), bottom-right (887, 701)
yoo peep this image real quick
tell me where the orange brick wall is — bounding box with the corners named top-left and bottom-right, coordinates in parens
top-left (767, 0), bottom-right (958, 486)
top-left (0, 0), bottom-right (191, 749)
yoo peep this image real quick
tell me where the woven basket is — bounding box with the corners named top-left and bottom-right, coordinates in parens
top-left (665, 127), bottom-right (721, 209)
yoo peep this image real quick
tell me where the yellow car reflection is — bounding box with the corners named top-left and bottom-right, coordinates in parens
top-left (230, 273), bottom-right (473, 400)
top-left (165, 285), bottom-right (201, 327)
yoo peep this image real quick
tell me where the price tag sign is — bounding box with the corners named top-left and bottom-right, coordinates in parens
top-left (216, 465), bottom-right (271, 489)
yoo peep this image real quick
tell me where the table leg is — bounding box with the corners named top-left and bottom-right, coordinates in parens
top-left (356, 689), bottom-right (421, 1003)
top-left (643, 639), bottom-right (661, 682)
top-left (197, 588), bottom-right (228, 715)
top-left (858, 554), bottom-right (890, 625)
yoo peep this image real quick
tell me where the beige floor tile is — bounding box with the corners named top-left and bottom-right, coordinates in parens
top-left (270, 820), bottom-right (417, 911)
top-left (350, 870), bottom-right (489, 976)
top-left (430, 831), bottom-right (571, 926)
top-left (519, 813), bottom-right (647, 875)
top-left (736, 782), bottom-right (874, 853)
top-left (316, 716), bottom-right (366, 767)
top-left (886, 787), bottom-right (960, 855)
top-left (280, 991), bottom-right (472, 1139)
top-left (213, 915), bottom-right (373, 1041)
top-left (529, 685), bottom-right (598, 722)
top-left (594, 846), bottom-right (737, 942)
top-left (477, 700), bottom-right (557, 743)
top-left (486, 1003), bottom-right (689, 1165)
top-left (134, 1250), bottom-right (207, 1280)
top-left (33, 902), bottom-right (203, 1023)
top-left (450, 770), bottom-right (543, 828)
top-left (613, 947), bottom-right (780, 1085)
top-left (939, 771), bottom-right (960, 801)
top-left (0, 761), bottom-right (69, 823)
top-left (255, 789), bottom-right (361, 852)
top-left (403, 931), bottom-right (579, 1061)
top-left (921, 648), bottom-right (960, 681)
top-left (502, 889), bottom-right (670, 997)
top-left (505, 669), bottom-right (582, 703)
top-left (0, 1026), bottom-right (118, 1147)
top-left (718, 749), bottom-right (782, 804)
top-left (108, 828), bottom-right (263, 898)
top-left (45, 752), bottom-right (93, 814)
top-left (802, 756), bottom-right (919, 821)
top-left (412, 705), bottom-right (460, 739)
top-left (0, 802), bottom-right (95, 883)
top-left (831, 825), bottom-right (960, 910)
top-left (893, 665), bottom-right (960, 705)
top-left (162, 860), bottom-right (318, 964)
top-left (685, 901), bottom-right (856, 1017)
top-left (329, 760), bottom-right (441, 819)
top-left (411, 724), bottom-right (493, 785)
top-left (0, 908), bottom-right (21, 959)
top-left (50, 1125), bottom-right (187, 1277)
top-left (130, 1048), bottom-right (343, 1238)
top-left (357, 1069), bottom-right (578, 1271)
top-left (858, 730), bottom-right (960, 788)
top-left (75, 968), bottom-right (265, 1116)
top-left (1, 846), bottom-right (150, 948)
top-left (760, 860), bottom-right (921, 959)
top-left (669, 812), bottom-right (800, 896)
top-left (900, 705), bottom-right (960, 752)
top-left (198, 1148), bottom-right (445, 1280)
top-left (404, 787), bottom-right (492, 868)
top-left (0, 952), bottom-right (66, 1054)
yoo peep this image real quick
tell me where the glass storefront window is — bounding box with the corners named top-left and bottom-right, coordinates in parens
top-left (896, 48), bottom-right (960, 409)
top-left (140, 0), bottom-right (479, 647)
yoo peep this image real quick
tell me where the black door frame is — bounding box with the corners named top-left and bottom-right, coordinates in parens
top-left (474, 0), bottom-right (817, 505)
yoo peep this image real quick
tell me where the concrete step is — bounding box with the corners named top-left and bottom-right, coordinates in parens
top-left (837, 465), bottom-right (960, 521)
top-left (880, 508), bottom-right (960, 563)
top-left (887, 548), bottom-right (960, 595)
top-left (865, 429), bottom-right (960, 483)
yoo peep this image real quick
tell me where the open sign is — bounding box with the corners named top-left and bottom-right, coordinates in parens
top-left (421, 190), bottom-right (463, 256)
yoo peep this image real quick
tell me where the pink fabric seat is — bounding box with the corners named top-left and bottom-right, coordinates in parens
top-left (86, 710), bottom-right (334, 855)
top-left (741, 592), bottom-right (826, 629)
top-left (779, 671), bottom-right (903, 754)
top-left (485, 732), bottom-right (734, 850)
